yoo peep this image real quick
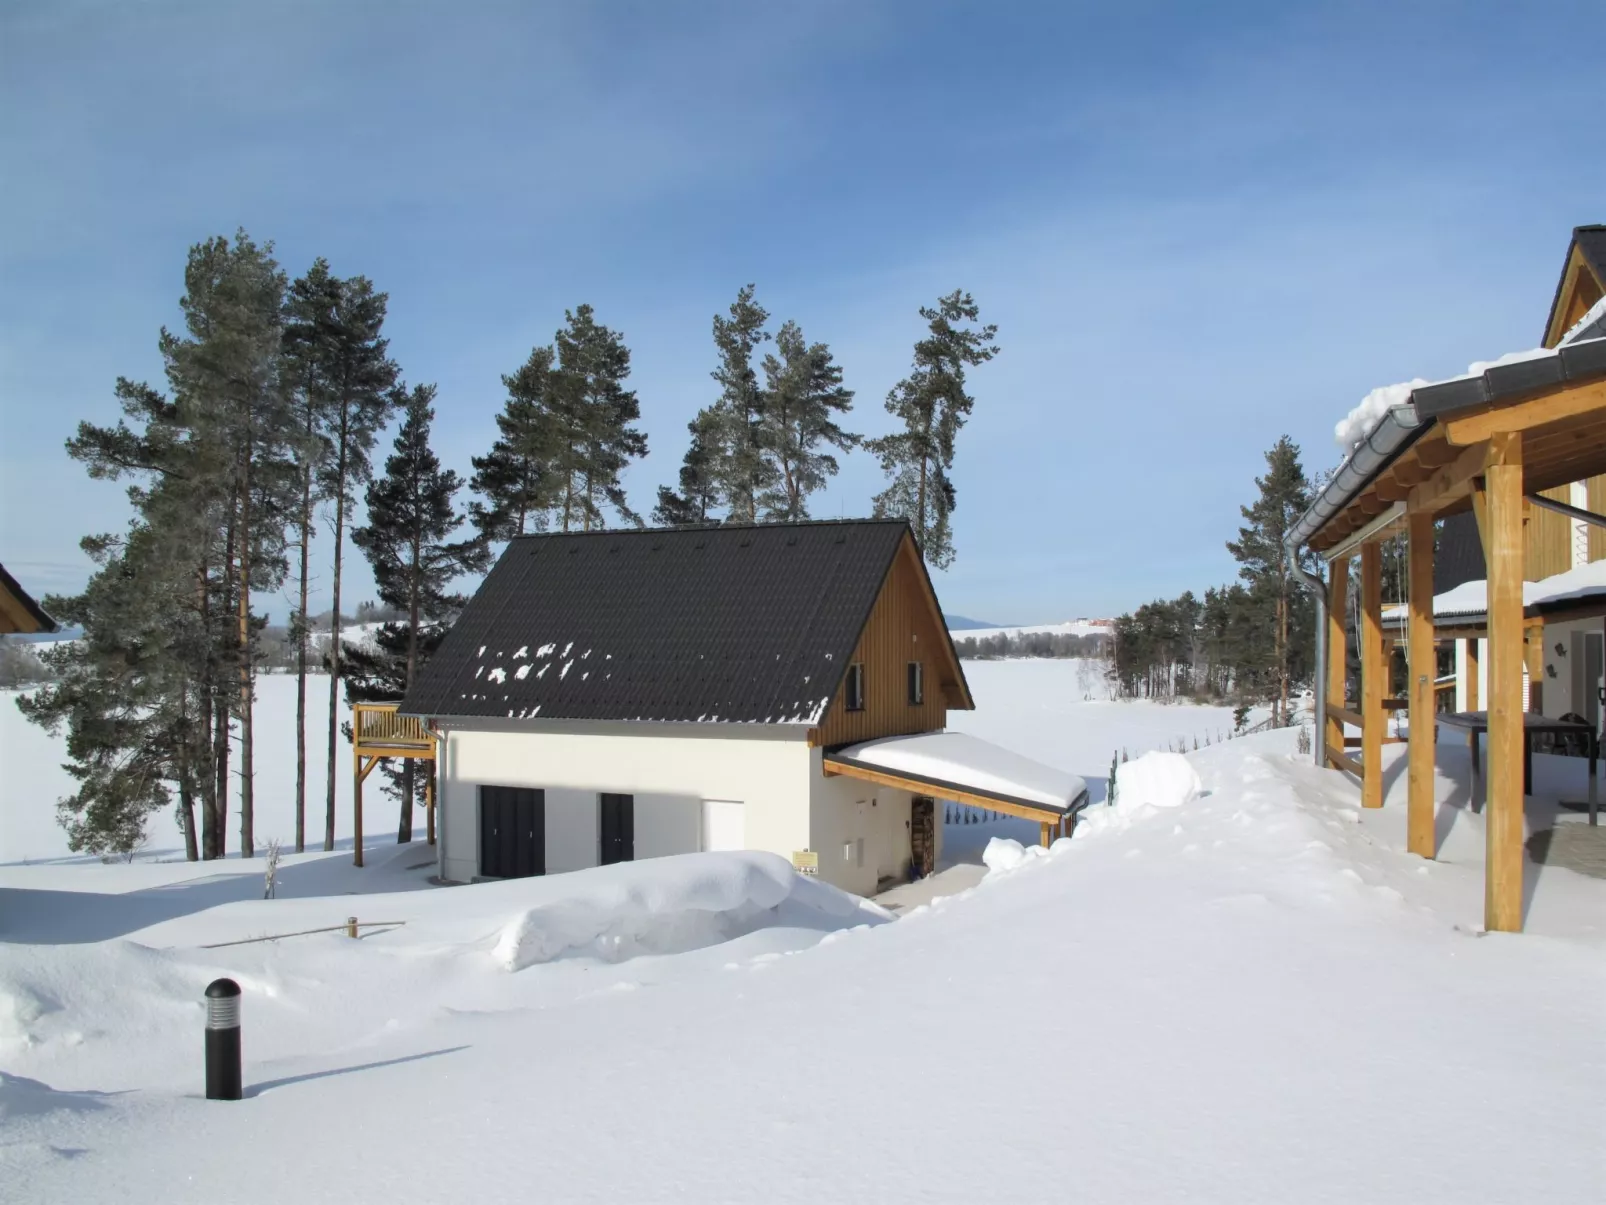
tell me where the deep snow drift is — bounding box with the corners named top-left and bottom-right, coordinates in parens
top-left (2, 659), bottom-right (1603, 1202)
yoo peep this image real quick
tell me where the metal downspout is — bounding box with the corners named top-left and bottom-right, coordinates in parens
top-left (1287, 537), bottom-right (1326, 767)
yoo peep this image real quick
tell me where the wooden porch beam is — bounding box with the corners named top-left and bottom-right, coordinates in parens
top-left (1484, 432), bottom-right (1525, 932)
top-left (1443, 378), bottom-right (1606, 447)
top-left (1409, 441), bottom-right (1488, 517)
top-left (821, 759), bottom-right (1070, 826)
top-left (1407, 510), bottom-right (1436, 857)
top-left (1360, 542), bottom-right (1385, 809)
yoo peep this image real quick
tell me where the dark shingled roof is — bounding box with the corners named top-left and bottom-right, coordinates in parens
top-left (1543, 223), bottom-right (1606, 344)
top-left (401, 520), bottom-right (924, 724)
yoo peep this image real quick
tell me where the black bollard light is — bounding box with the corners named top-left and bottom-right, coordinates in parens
top-left (204, 978), bottom-right (243, 1101)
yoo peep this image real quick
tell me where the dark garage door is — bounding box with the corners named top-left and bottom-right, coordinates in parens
top-left (479, 786), bottom-right (544, 878)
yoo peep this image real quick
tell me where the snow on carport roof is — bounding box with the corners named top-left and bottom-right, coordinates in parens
top-left (1383, 559), bottom-right (1606, 624)
top-left (828, 731), bottom-right (1089, 815)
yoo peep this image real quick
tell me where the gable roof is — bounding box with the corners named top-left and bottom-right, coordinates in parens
top-left (401, 519), bottom-right (968, 725)
top-left (1542, 224), bottom-right (1606, 347)
top-left (0, 561), bottom-right (58, 635)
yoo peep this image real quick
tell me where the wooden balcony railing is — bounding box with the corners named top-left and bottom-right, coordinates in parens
top-left (352, 702), bottom-right (440, 868)
top-left (352, 701), bottom-right (437, 758)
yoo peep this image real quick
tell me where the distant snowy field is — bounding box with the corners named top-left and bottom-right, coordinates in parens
top-left (3, 661), bottom-right (1603, 1202)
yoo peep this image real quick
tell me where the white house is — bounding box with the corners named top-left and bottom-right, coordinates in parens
top-left (396, 520), bottom-right (1088, 896)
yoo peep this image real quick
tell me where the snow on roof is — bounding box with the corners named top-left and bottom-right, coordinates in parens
top-left (1384, 558), bottom-right (1606, 622)
top-left (1560, 294), bottom-right (1606, 345)
top-left (834, 731), bottom-right (1088, 812)
top-left (1333, 347), bottom-right (1562, 451)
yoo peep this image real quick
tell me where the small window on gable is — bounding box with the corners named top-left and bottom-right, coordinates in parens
top-left (907, 660), bottom-right (924, 706)
top-left (845, 662), bottom-right (865, 712)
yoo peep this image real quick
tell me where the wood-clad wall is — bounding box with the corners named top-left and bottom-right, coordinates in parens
top-left (814, 537), bottom-right (963, 747)
top-left (1527, 485), bottom-right (1574, 579)
top-left (1591, 475), bottom-right (1606, 564)
top-left (1527, 475), bottom-right (1606, 576)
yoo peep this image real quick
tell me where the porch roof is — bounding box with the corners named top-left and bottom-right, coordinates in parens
top-left (1382, 559), bottom-right (1606, 629)
top-left (825, 731), bottom-right (1089, 821)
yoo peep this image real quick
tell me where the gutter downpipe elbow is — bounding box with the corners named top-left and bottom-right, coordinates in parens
top-left (1287, 535), bottom-right (1326, 767)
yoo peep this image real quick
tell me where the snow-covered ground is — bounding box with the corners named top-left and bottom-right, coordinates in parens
top-left (2, 661), bottom-right (1603, 1202)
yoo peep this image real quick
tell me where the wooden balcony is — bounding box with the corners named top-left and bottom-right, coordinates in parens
top-left (352, 702), bottom-right (437, 760)
top-left (351, 702), bottom-right (440, 868)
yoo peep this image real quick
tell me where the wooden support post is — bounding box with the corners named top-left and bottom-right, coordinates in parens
top-left (1325, 557), bottom-right (1350, 767)
top-left (426, 774), bottom-right (436, 846)
top-left (1485, 433), bottom-right (1525, 932)
top-left (1407, 511), bottom-right (1437, 857)
top-left (1465, 637), bottom-right (1480, 711)
top-left (353, 749), bottom-right (364, 869)
top-left (1360, 542), bottom-right (1385, 808)
top-left (1040, 821), bottom-right (1053, 848)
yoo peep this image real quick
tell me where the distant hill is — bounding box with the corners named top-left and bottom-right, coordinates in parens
top-left (943, 614), bottom-right (1004, 630)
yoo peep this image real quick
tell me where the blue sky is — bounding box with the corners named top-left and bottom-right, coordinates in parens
top-left (2, 1), bottom-right (1601, 624)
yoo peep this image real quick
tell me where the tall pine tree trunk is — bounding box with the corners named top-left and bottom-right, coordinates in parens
top-left (178, 689), bottom-right (199, 862)
top-left (238, 450), bottom-right (255, 859)
top-left (399, 537), bottom-right (420, 844)
top-left (325, 430), bottom-right (348, 852)
top-left (212, 508), bottom-right (237, 860)
top-left (294, 464), bottom-right (313, 853)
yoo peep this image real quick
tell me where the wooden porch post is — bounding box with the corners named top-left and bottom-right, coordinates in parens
top-left (353, 749), bottom-right (365, 869)
top-left (1325, 556), bottom-right (1350, 767)
top-left (1407, 511), bottom-right (1437, 856)
top-left (1360, 542), bottom-right (1385, 808)
top-left (1485, 433), bottom-right (1525, 932)
top-left (1040, 821), bottom-right (1053, 848)
top-left (1465, 638), bottom-right (1480, 710)
top-left (426, 773), bottom-right (436, 846)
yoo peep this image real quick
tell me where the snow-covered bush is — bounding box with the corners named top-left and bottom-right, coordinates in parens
top-left (1113, 752), bottom-right (1202, 809)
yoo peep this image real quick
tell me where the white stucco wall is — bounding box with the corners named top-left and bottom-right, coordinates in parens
top-left (435, 720), bottom-right (815, 886)
top-left (807, 749), bottom-right (932, 898)
top-left (1540, 616), bottom-right (1606, 725)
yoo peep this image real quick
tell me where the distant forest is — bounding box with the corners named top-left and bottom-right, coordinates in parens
top-left (951, 630), bottom-right (1108, 660)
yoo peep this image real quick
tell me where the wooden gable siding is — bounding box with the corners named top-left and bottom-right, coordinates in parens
top-left (1545, 243), bottom-right (1604, 347)
top-left (813, 536), bottom-right (961, 747)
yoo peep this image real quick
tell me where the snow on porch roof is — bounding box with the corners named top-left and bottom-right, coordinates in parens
top-left (827, 731), bottom-right (1089, 816)
top-left (1383, 558), bottom-right (1606, 624)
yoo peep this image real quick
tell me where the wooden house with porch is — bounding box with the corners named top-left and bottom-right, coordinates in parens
top-left (358, 520), bottom-right (1088, 894)
top-left (1289, 223), bottom-right (1606, 932)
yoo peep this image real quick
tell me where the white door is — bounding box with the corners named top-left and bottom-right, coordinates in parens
top-left (701, 800), bottom-right (745, 852)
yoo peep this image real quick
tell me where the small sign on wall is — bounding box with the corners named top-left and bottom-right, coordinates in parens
top-left (791, 850), bottom-right (819, 877)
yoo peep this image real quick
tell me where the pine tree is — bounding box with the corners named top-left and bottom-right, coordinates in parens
top-left (161, 231), bottom-right (296, 859)
top-left (706, 285), bottom-right (772, 523)
top-left (552, 306), bottom-right (647, 530)
top-left (866, 291), bottom-right (998, 568)
top-left (1226, 436), bottom-right (1315, 726)
top-left (352, 385), bottom-right (489, 841)
top-left (757, 320), bottom-right (856, 521)
top-left (41, 232), bottom-right (294, 860)
top-left (652, 411), bottom-right (722, 527)
top-left (470, 346), bottom-right (557, 543)
top-left (283, 263), bottom-right (399, 852)
top-left (18, 516), bottom-right (214, 860)
top-left (281, 262), bottom-right (332, 853)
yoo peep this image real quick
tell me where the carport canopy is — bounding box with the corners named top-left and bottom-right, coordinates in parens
top-left (824, 731), bottom-right (1089, 844)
